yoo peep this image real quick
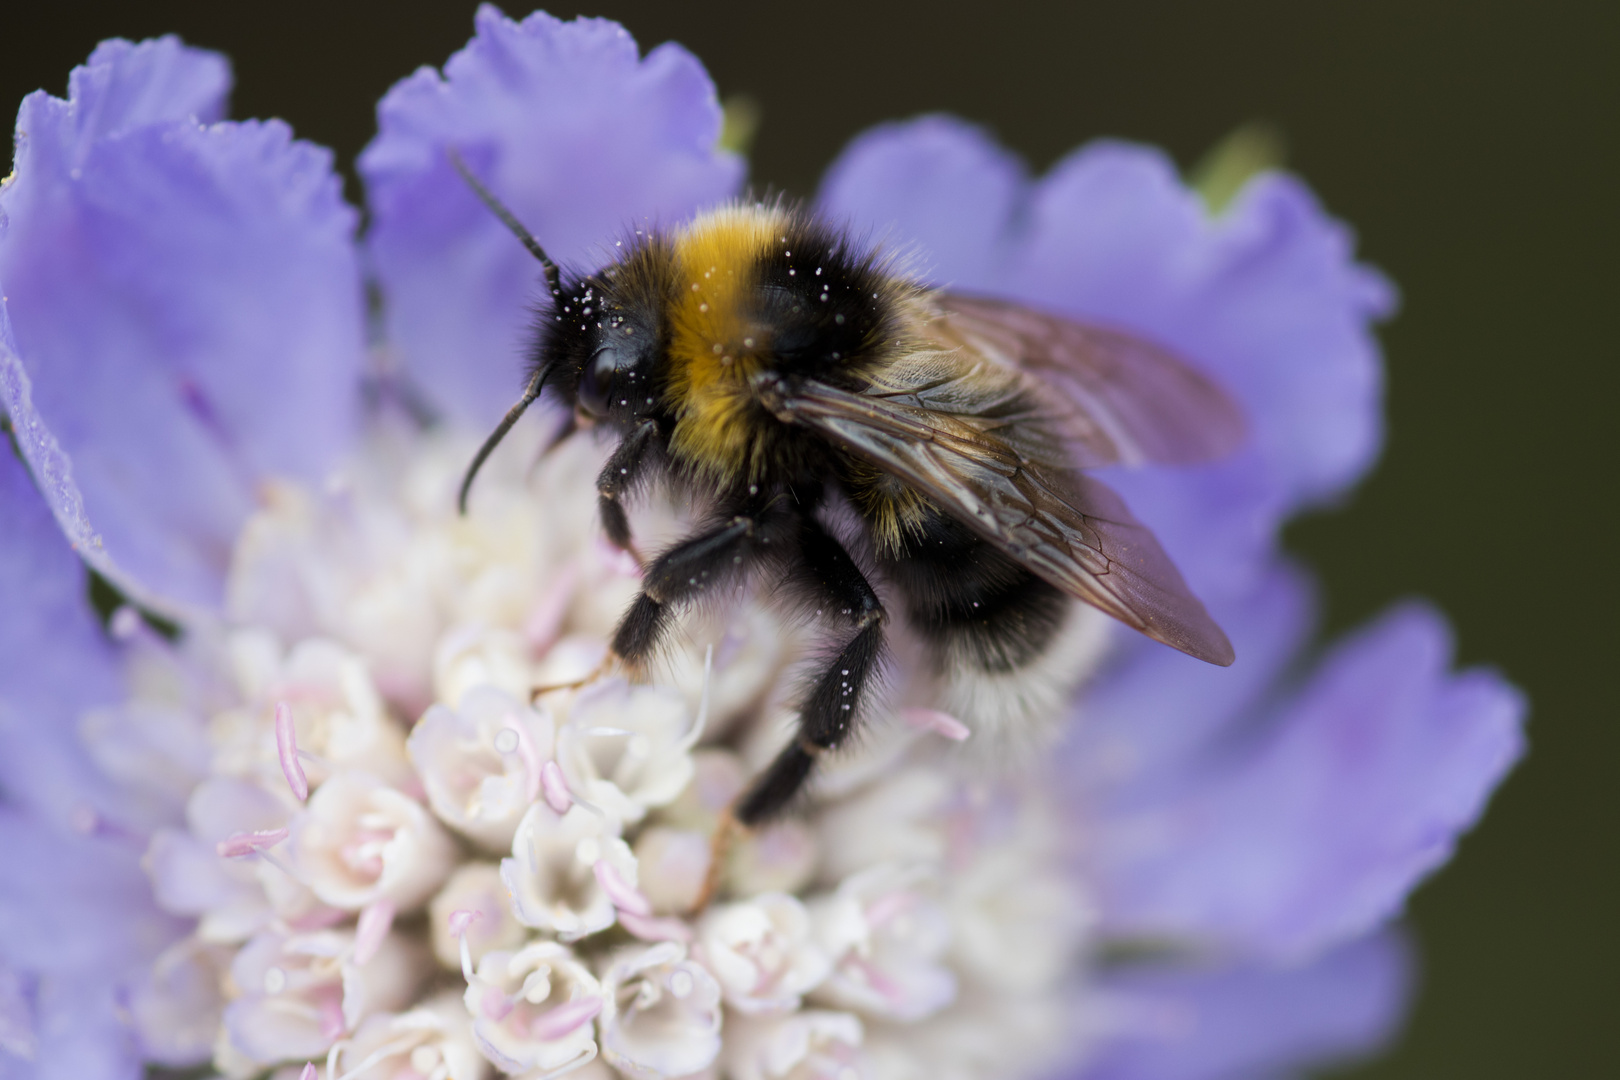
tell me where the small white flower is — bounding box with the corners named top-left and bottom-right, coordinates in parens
top-left (291, 771), bottom-right (457, 912)
top-left (127, 936), bottom-right (231, 1066)
top-left (465, 941), bottom-right (602, 1077)
top-left (698, 894), bottom-right (831, 1015)
top-left (814, 768), bottom-right (950, 884)
top-left (432, 624), bottom-right (538, 709)
top-left (213, 633), bottom-right (411, 789)
top-left (633, 825), bottom-right (713, 915)
top-left (599, 942), bottom-right (723, 1080)
top-left (408, 686), bottom-right (556, 850)
top-left (557, 680), bottom-right (697, 823)
top-left (328, 992), bottom-right (489, 1080)
top-left (722, 1010), bottom-right (864, 1080)
top-left (429, 862), bottom-right (527, 971)
top-left (502, 803), bottom-right (639, 939)
top-left (809, 865), bottom-right (957, 1023)
top-left (727, 819), bottom-right (820, 899)
top-left (221, 928), bottom-right (427, 1065)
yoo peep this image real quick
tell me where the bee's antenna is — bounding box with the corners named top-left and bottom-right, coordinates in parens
top-left (458, 367), bottom-right (549, 515)
top-left (446, 147), bottom-right (562, 298)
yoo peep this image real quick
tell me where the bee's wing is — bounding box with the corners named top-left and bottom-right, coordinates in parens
top-left (921, 293), bottom-right (1245, 468)
top-left (766, 374), bottom-right (1235, 665)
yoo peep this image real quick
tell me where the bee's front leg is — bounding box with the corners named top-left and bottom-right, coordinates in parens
top-left (595, 418), bottom-right (661, 563)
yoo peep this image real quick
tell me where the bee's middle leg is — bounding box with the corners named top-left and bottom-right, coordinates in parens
top-left (736, 516), bottom-right (886, 825)
top-left (610, 498), bottom-right (791, 669)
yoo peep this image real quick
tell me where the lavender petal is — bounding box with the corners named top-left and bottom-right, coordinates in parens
top-left (361, 7), bottom-right (744, 426)
top-left (1080, 932), bottom-right (1411, 1080)
top-left (1088, 601), bottom-right (1526, 960)
top-left (0, 36), bottom-right (365, 613)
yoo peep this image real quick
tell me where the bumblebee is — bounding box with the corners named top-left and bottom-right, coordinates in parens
top-left (453, 155), bottom-right (1240, 827)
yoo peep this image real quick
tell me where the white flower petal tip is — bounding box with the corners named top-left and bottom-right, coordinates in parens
top-left (600, 942), bottom-right (723, 1079)
top-left (408, 686), bottom-right (556, 849)
top-left (900, 707), bottom-right (971, 742)
top-left (291, 772), bottom-right (457, 912)
top-left (465, 942), bottom-right (602, 1076)
top-left (698, 894), bottom-right (832, 1015)
top-left (502, 803), bottom-right (638, 939)
top-left (558, 680), bottom-right (698, 823)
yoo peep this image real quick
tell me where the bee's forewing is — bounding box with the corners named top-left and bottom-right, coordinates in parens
top-left (923, 293), bottom-right (1246, 467)
top-left (771, 378), bottom-right (1235, 666)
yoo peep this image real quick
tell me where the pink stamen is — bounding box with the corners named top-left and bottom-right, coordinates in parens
top-left (594, 536), bottom-right (642, 578)
top-left (315, 986), bottom-right (346, 1040)
top-left (850, 957), bottom-right (907, 1004)
top-left (617, 909), bottom-right (694, 943)
top-left (900, 707), bottom-right (972, 742)
top-left (864, 890), bottom-right (917, 930)
top-left (527, 997), bottom-right (602, 1042)
top-left (593, 861), bottom-right (652, 916)
top-left (216, 827), bottom-right (290, 859)
top-left (540, 761), bottom-right (574, 815)
top-left (481, 987), bottom-right (515, 1022)
top-left (353, 899), bottom-right (396, 965)
top-left (524, 562), bottom-right (579, 654)
top-left (299, 1065), bottom-right (317, 1080)
top-left (448, 908), bottom-right (482, 937)
top-left (276, 702), bottom-right (310, 801)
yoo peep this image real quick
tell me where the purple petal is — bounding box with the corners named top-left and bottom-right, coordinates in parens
top-left (1060, 561), bottom-right (1317, 802)
top-left (816, 115), bottom-right (1025, 291)
top-left (1087, 602), bottom-right (1526, 960)
top-left (0, 448), bottom-right (121, 830)
top-left (0, 813), bottom-right (181, 974)
top-left (361, 7), bottom-right (744, 426)
top-left (1079, 932), bottom-right (1410, 1080)
top-left (0, 36), bottom-right (366, 613)
top-left (0, 967), bottom-right (145, 1080)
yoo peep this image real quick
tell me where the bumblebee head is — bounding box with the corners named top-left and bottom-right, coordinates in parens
top-left (540, 248), bottom-right (673, 426)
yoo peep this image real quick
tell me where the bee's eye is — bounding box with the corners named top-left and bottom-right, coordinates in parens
top-left (578, 347), bottom-right (620, 417)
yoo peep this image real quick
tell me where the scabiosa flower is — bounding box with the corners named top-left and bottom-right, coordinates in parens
top-left (0, 8), bottom-right (1525, 1080)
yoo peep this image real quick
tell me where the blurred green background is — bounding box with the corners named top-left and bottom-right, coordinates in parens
top-left (5, 1), bottom-right (1615, 1075)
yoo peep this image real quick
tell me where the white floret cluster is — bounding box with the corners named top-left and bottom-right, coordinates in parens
top-left (117, 415), bottom-right (1098, 1080)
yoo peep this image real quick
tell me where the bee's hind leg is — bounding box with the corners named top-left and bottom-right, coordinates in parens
top-left (735, 516), bottom-right (887, 826)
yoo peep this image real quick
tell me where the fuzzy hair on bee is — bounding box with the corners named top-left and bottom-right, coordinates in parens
top-left (452, 152), bottom-right (1243, 827)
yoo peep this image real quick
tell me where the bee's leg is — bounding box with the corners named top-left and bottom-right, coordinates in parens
top-left (596, 419), bottom-right (661, 558)
top-left (736, 516), bottom-right (886, 826)
top-left (610, 498), bottom-right (792, 671)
